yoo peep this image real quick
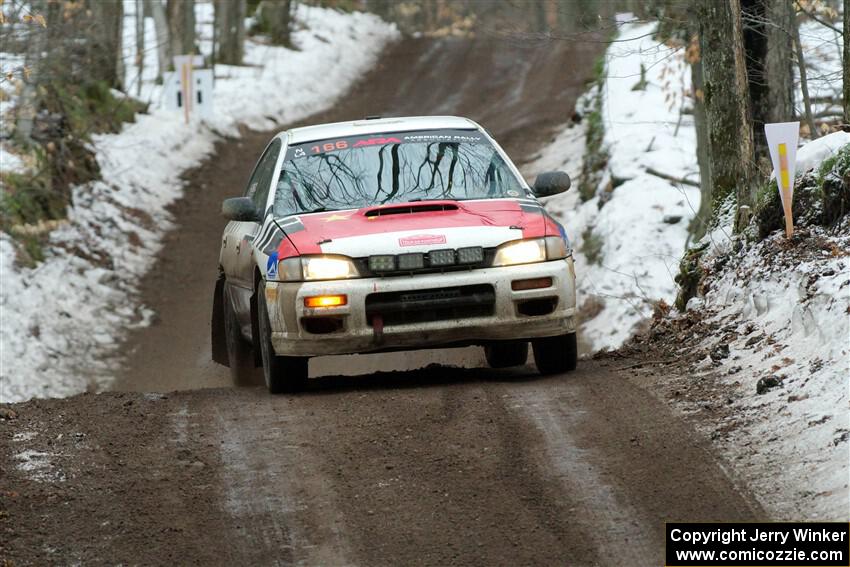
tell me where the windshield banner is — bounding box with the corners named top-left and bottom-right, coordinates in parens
top-left (285, 129), bottom-right (486, 160)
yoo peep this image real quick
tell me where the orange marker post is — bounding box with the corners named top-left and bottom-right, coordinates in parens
top-left (179, 60), bottom-right (193, 125)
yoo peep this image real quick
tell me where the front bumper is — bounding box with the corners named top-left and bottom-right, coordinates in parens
top-left (265, 259), bottom-right (576, 357)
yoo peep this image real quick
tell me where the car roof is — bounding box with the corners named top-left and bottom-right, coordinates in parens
top-left (283, 116), bottom-right (482, 144)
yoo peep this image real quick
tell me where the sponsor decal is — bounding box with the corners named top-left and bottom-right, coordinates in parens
top-left (266, 251), bottom-right (278, 278)
top-left (353, 137), bottom-right (401, 147)
top-left (399, 234), bottom-right (447, 247)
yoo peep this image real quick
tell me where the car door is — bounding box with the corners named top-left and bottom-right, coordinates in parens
top-left (225, 140), bottom-right (281, 290)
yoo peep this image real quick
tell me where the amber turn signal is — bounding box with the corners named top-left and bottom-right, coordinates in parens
top-left (511, 277), bottom-right (553, 291)
top-left (304, 294), bottom-right (348, 308)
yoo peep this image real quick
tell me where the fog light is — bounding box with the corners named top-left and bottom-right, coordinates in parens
top-left (369, 255), bottom-right (396, 272)
top-left (429, 249), bottom-right (455, 266)
top-left (457, 246), bottom-right (484, 264)
top-left (304, 294), bottom-right (347, 308)
top-left (511, 277), bottom-right (553, 291)
top-left (398, 253), bottom-right (425, 270)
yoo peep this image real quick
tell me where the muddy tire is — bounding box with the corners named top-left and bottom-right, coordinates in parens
top-left (257, 283), bottom-right (308, 393)
top-left (484, 341), bottom-right (528, 368)
top-left (532, 332), bottom-right (578, 375)
top-left (223, 286), bottom-right (255, 386)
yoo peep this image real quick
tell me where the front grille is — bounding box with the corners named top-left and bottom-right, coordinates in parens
top-left (365, 284), bottom-right (495, 326)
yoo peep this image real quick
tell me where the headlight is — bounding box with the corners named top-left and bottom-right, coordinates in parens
top-left (492, 236), bottom-right (569, 267)
top-left (278, 255), bottom-right (359, 281)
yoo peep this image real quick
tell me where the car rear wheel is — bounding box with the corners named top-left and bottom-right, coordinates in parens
top-left (532, 332), bottom-right (578, 375)
top-left (223, 287), bottom-right (255, 386)
top-left (258, 283), bottom-right (308, 393)
top-left (484, 341), bottom-right (528, 368)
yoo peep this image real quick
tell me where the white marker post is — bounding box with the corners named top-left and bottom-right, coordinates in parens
top-left (164, 55), bottom-right (212, 124)
top-left (173, 54), bottom-right (205, 124)
top-left (764, 122), bottom-right (800, 238)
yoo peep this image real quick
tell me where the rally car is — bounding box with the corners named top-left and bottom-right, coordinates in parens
top-left (211, 116), bottom-right (577, 393)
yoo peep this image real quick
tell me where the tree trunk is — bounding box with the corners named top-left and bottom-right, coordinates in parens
top-left (167, 0), bottom-right (196, 56)
top-left (215, 0), bottom-right (246, 65)
top-left (844, 0), bottom-right (850, 124)
top-left (148, 0), bottom-right (170, 79)
top-left (689, 46), bottom-right (714, 240)
top-left (260, 0), bottom-right (293, 46)
top-left (741, 0), bottom-right (769, 160)
top-left (792, 16), bottom-right (819, 138)
top-left (86, 0), bottom-right (124, 90)
top-left (135, 0), bottom-right (145, 97)
top-left (696, 0), bottom-right (757, 231)
top-left (534, 0), bottom-right (548, 32)
top-left (765, 0), bottom-right (795, 124)
top-left (15, 0), bottom-right (47, 144)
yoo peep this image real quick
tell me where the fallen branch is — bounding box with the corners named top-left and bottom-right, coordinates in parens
top-left (646, 167), bottom-right (700, 187)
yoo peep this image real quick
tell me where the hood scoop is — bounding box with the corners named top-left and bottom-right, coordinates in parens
top-left (364, 202), bottom-right (459, 218)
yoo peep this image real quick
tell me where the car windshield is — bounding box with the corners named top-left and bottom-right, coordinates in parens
top-left (274, 129), bottom-right (524, 216)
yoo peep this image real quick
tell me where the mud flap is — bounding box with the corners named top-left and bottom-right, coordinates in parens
top-left (211, 275), bottom-right (229, 366)
top-left (250, 290), bottom-right (262, 367)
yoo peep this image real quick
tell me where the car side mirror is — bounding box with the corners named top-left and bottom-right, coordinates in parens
top-left (222, 197), bottom-right (260, 222)
top-left (532, 171), bottom-right (571, 197)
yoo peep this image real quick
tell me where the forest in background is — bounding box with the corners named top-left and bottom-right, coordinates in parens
top-left (0, 0), bottom-right (847, 295)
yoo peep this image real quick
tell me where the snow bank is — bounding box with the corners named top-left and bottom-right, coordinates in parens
top-left (526, 20), bottom-right (699, 352)
top-left (0, 5), bottom-right (398, 403)
top-left (693, 223), bottom-right (849, 520)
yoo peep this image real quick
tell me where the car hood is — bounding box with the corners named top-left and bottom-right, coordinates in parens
top-left (273, 199), bottom-right (558, 258)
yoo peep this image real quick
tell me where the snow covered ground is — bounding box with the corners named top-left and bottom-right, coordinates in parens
top-left (526, 17), bottom-right (700, 352)
top-left (529, 14), bottom-right (848, 519)
top-left (0, 5), bottom-right (399, 403)
top-left (681, 132), bottom-right (849, 520)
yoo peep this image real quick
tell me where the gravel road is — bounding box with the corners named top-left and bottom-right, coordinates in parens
top-left (0, 36), bottom-right (767, 566)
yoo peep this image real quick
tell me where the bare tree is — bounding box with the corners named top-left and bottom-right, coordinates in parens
top-left (792, 10), bottom-right (819, 138)
top-left (86, 0), bottom-right (124, 90)
top-left (687, 32), bottom-right (714, 239)
top-left (215, 0), bottom-right (246, 65)
top-left (843, 0), bottom-right (850, 124)
top-left (741, 0), bottom-right (770, 158)
top-left (135, 0), bottom-right (145, 96)
top-left (14, 0), bottom-right (47, 144)
top-left (167, 0), bottom-right (196, 57)
top-left (696, 0), bottom-right (757, 230)
top-left (765, 0), bottom-right (795, 124)
top-left (256, 0), bottom-right (293, 46)
top-left (148, 0), bottom-right (170, 80)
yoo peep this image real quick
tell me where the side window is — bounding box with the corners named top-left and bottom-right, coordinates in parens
top-left (244, 140), bottom-right (282, 213)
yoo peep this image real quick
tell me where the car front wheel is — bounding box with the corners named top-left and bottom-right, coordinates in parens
top-left (532, 332), bottom-right (578, 375)
top-left (257, 282), bottom-right (308, 393)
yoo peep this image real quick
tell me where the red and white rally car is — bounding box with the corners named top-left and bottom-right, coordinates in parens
top-left (211, 116), bottom-right (577, 392)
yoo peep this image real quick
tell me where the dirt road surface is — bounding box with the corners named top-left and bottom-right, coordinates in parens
top-left (1, 37), bottom-right (767, 566)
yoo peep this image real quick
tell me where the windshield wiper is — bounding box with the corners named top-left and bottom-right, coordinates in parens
top-left (302, 206), bottom-right (328, 214)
